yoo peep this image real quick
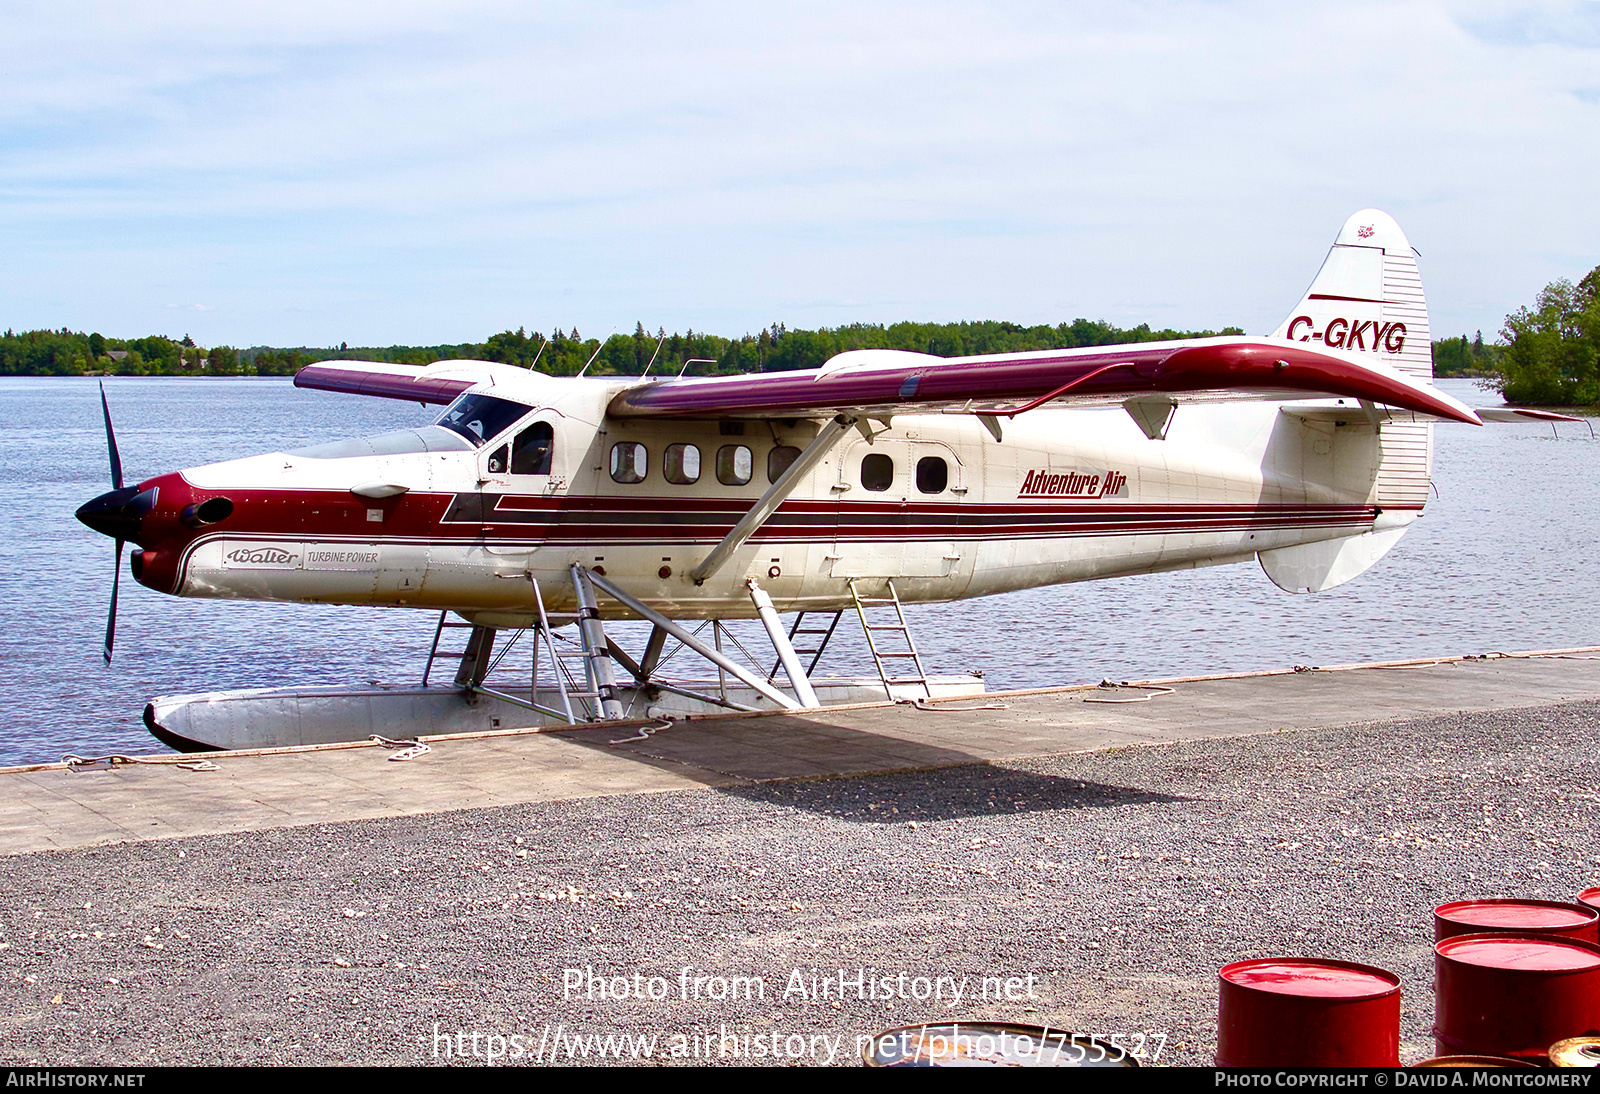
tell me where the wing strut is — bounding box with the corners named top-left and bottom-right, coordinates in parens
top-left (689, 413), bottom-right (857, 586)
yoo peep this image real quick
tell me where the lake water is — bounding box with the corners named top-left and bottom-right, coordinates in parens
top-left (5, 376), bottom-right (1595, 767)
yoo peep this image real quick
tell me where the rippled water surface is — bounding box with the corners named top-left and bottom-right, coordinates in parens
top-left (5, 376), bottom-right (1595, 766)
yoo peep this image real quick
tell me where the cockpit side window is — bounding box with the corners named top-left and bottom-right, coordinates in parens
top-left (436, 394), bottom-right (532, 446)
top-left (511, 421), bottom-right (554, 475)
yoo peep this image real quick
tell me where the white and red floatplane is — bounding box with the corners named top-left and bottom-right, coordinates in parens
top-left (76, 210), bottom-right (1568, 752)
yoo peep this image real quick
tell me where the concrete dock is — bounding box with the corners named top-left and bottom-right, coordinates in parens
top-left (2, 648), bottom-right (1598, 1066)
top-left (3, 649), bottom-right (1600, 856)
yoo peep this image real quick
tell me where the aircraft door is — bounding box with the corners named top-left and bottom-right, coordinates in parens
top-left (483, 417), bottom-right (559, 554)
top-left (909, 441), bottom-right (972, 594)
top-left (828, 439), bottom-right (969, 593)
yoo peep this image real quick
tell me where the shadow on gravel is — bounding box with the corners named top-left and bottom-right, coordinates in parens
top-left (721, 762), bottom-right (1190, 823)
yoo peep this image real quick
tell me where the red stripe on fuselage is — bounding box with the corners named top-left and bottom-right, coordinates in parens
top-left (137, 480), bottom-right (1396, 595)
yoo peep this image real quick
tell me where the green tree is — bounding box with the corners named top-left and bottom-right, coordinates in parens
top-left (207, 345), bottom-right (241, 374)
top-left (1491, 266), bottom-right (1600, 404)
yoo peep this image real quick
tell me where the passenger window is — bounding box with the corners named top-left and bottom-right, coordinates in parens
top-left (610, 441), bottom-right (647, 484)
top-left (916, 456), bottom-right (948, 494)
top-left (861, 453), bottom-right (894, 491)
top-left (486, 444), bottom-right (508, 474)
top-left (768, 445), bottom-right (801, 483)
top-left (664, 443), bottom-right (701, 485)
top-left (511, 422), bottom-right (553, 475)
top-left (717, 445), bottom-right (752, 486)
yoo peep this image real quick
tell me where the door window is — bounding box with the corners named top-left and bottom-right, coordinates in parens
top-left (861, 453), bottom-right (894, 491)
top-left (511, 422), bottom-right (554, 475)
top-left (916, 455), bottom-right (948, 494)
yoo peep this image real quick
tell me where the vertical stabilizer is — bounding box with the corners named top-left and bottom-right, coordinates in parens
top-left (1271, 209), bottom-right (1431, 382)
top-left (1259, 211), bottom-right (1434, 590)
top-left (1271, 209), bottom-right (1433, 512)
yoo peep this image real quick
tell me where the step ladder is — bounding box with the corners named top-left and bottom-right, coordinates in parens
top-left (766, 609), bottom-right (844, 684)
top-left (848, 578), bottom-right (931, 700)
top-left (421, 613), bottom-right (485, 688)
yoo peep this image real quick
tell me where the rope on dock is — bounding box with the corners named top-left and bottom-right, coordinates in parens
top-left (1082, 680), bottom-right (1177, 704)
top-left (608, 719), bottom-right (674, 745)
top-left (896, 698), bottom-right (1011, 711)
top-left (369, 735), bottom-right (431, 762)
top-left (62, 754), bottom-right (219, 771)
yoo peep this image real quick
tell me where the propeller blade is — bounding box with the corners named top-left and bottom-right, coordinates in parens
top-left (104, 539), bottom-right (123, 664)
top-left (99, 381), bottom-right (123, 491)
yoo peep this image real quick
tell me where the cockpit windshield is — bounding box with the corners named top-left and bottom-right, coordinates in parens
top-left (436, 394), bottom-right (532, 446)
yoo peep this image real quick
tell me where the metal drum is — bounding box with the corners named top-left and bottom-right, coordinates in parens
top-left (1549, 1037), bottom-right (1600, 1068)
top-left (861, 1023), bottom-right (1139, 1067)
top-left (1434, 933), bottom-right (1600, 1061)
top-left (1434, 898), bottom-right (1599, 943)
top-left (1577, 888), bottom-right (1600, 921)
top-left (1216, 958), bottom-right (1401, 1067)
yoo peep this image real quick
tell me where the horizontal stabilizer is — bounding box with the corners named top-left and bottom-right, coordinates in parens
top-left (1474, 408), bottom-right (1584, 423)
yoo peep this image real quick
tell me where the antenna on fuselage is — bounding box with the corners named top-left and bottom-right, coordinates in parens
top-left (678, 357), bottom-right (717, 379)
top-left (527, 335), bottom-right (547, 372)
top-left (639, 332), bottom-right (667, 379)
top-left (576, 328), bottom-right (616, 378)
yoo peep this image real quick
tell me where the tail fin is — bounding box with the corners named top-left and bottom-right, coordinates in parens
top-left (1258, 210), bottom-right (1433, 592)
top-left (1271, 209), bottom-right (1431, 383)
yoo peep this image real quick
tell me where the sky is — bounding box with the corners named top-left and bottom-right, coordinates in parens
top-left (1, 0), bottom-right (1596, 348)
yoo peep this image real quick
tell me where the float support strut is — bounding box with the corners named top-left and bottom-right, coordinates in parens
top-left (579, 567), bottom-right (803, 711)
top-left (747, 579), bottom-right (820, 708)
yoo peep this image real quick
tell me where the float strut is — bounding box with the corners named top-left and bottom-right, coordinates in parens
top-left (571, 564), bottom-right (626, 720)
top-left (747, 579), bottom-right (821, 708)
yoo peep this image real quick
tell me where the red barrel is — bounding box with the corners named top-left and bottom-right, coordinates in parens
top-left (1434, 933), bottom-right (1600, 1060)
top-left (1434, 899), bottom-right (1599, 943)
top-left (1578, 888), bottom-right (1600, 921)
top-left (1217, 958), bottom-right (1400, 1067)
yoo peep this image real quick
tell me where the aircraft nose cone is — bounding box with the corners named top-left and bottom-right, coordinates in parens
top-left (76, 485), bottom-right (158, 542)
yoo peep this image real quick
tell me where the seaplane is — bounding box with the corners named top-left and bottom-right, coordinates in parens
top-left (75, 209), bottom-right (1576, 752)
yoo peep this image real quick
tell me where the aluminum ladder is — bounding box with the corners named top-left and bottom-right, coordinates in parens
top-left (766, 609), bottom-right (845, 684)
top-left (422, 613), bottom-right (486, 688)
top-left (848, 578), bottom-right (931, 700)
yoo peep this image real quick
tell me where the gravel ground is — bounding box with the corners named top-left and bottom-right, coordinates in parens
top-left (1, 700), bottom-right (1596, 1067)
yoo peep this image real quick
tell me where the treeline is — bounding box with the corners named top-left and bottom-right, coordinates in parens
top-left (1431, 332), bottom-right (1499, 377)
top-left (0, 318), bottom-right (1246, 379)
top-left (0, 331), bottom-right (244, 376)
top-left (14, 316), bottom-right (1580, 400)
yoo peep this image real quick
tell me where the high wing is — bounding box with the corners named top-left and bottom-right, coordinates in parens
top-left (605, 338), bottom-right (1481, 425)
top-left (290, 341), bottom-right (1479, 425)
top-left (293, 359), bottom-right (539, 404)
